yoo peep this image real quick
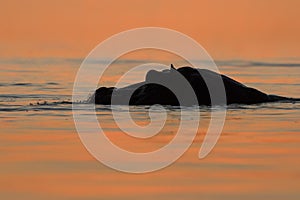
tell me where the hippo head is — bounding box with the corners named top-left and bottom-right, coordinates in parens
top-left (145, 64), bottom-right (177, 83)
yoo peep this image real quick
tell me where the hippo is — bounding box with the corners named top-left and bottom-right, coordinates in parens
top-left (89, 64), bottom-right (299, 106)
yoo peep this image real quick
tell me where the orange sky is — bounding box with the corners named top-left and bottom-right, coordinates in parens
top-left (1, 0), bottom-right (300, 60)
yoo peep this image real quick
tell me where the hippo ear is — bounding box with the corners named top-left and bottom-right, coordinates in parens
top-left (170, 64), bottom-right (176, 70)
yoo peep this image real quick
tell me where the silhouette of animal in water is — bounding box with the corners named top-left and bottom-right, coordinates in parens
top-left (89, 64), bottom-right (299, 106)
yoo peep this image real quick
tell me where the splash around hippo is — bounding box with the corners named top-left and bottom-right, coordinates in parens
top-left (88, 64), bottom-right (299, 106)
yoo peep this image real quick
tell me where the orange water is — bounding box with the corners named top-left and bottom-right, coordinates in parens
top-left (0, 58), bottom-right (299, 199)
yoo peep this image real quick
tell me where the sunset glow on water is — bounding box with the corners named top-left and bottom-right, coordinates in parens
top-left (1, 1), bottom-right (300, 199)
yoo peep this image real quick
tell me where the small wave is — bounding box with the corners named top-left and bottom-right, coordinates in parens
top-left (0, 100), bottom-right (79, 112)
top-left (0, 94), bottom-right (67, 99)
top-left (28, 100), bottom-right (74, 106)
top-left (0, 82), bottom-right (60, 88)
top-left (227, 101), bottom-right (300, 110)
top-left (46, 82), bottom-right (59, 85)
top-left (0, 106), bottom-right (30, 112)
top-left (12, 83), bottom-right (34, 86)
top-left (215, 60), bottom-right (300, 67)
top-left (0, 83), bottom-right (43, 87)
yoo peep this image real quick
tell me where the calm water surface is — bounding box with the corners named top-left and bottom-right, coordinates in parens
top-left (0, 58), bottom-right (299, 200)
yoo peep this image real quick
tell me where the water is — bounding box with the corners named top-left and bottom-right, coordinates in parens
top-left (0, 58), bottom-right (300, 200)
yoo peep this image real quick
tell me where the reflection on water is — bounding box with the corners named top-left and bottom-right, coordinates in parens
top-left (0, 58), bottom-right (299, 199)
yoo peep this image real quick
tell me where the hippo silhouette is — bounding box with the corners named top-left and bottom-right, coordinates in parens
top-left (89, 65), bottom-right (299, 106)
